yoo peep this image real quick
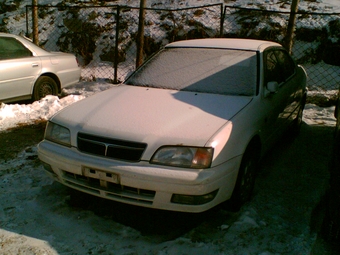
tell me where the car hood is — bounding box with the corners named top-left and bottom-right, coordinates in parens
top-left (53, 84), bottom-right (252, 150)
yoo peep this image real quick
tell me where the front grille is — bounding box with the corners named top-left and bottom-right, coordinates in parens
top-left (77, 133), bottom-right (147, 162)
top-left (62, 170), bottom-right (155, 205)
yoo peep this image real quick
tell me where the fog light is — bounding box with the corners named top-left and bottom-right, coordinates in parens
top-left (171, 190), bottom-right (218, 205)
top-left (41, 161), bottom-right (54, 174)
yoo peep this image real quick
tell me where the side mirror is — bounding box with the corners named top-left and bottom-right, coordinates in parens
top-left (267, 81), bottom-right (279, 93)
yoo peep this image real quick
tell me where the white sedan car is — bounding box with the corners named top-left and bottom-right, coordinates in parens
top-left (38, 39), bottom-right (307, 213)
top-left (0, 33), bottom-right (81, 103)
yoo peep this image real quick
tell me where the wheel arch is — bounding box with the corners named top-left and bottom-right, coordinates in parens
top-left (225, 134), bottom-right (262, 211)
top-left (244, 134), bottom-right (262, 160)
top-left (36, 73), bottom-right (61, 93)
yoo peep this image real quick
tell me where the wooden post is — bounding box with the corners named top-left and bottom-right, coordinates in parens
top-left (136, 0), bottom-right (146, 68)
top-left (32, 0), bottom-right (39, 45)
top-left (284, 0), bottom-right (300, 54)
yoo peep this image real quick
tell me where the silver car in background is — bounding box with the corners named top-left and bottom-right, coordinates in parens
top-left (0, 33), bottom-right (81, 103)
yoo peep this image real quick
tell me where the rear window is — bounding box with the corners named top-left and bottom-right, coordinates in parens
top-left (126, 48), bottom-right (258, 96)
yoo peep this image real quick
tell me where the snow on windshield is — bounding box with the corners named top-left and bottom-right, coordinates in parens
top-left (126, 48), bottom-right (257, 96)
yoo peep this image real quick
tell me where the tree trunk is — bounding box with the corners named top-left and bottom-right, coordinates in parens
top-left (32, 0), bottom-right (39, 45)
top-left (284, 0), bottom-right (300, 54)
top-left (136, 0), bottom-right (146, 68)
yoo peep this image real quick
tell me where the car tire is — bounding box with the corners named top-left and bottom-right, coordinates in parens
top-left (292, 97), bottom-right (306, 135)
top-left (33, 76), bottom-right (58, 101)
top-left (228, 147), bottom-right (259, 211)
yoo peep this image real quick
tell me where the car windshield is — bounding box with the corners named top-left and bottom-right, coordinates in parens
top-left (126, 47), bottom-right (258, 96)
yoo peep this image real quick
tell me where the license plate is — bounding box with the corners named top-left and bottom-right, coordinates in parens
top-left (83, 167), bottom-right (119, 184)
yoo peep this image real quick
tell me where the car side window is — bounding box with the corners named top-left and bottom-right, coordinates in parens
top-left (265, 49), bottom-right (296, 86)
top-left (275, 50), bottom-right (296, 80)
top-left (0, 37), bottom-right (32, 60)
top-left (265, 50), bottom-right (283, 84)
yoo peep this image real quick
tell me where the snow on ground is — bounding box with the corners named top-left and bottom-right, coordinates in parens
top-left (0, 81), bottom-right (113, 131)
top-left (0, 0), bottom-right (339, 254)
top-left (0, 81), bottom-right (337, 255)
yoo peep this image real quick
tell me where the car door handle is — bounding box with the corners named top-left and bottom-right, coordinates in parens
top-left (32, 63), bottom-right (39, 68)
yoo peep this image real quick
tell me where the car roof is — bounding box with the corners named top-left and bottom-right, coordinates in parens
top-left (0, 32), bottom-right (26, 39)
top-left (165, 38), bottom-right (282, 52)
top-left (0, 33), bottom-right (35, 45)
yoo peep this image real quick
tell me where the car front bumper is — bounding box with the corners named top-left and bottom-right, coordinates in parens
top-left (38, 140), bottom-right (242, 213)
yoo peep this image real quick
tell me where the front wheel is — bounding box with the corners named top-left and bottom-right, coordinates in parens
top-left (32, 76), bottom-right (58, 101)
top-left (228, 149), bottom-right (258, 211)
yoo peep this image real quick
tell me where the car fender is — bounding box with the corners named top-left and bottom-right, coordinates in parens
top-left (206, 101), bottom-right (264, 168)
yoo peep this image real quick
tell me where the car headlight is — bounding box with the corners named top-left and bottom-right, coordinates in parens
top-left (45, 121), bottom-right (71, 147)
top-left (150, 146), bottom-right (213, 169)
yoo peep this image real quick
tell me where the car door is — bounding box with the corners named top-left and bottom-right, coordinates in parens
top-left (0, 36), bottom-right (41, 102)
top-left (261, 48), bottom-right (298, 147)
top-left (274, 49), bottom-right (300, 122)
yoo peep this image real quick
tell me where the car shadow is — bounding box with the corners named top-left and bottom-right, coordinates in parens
top-left (257, 121), bottom-right (338, 253)
top-left (65, 188), bottom-right (234, 242)
top-left (2, 99), bottom-right (34, 105)
top-left (46, 121), bottom-right (336, 244)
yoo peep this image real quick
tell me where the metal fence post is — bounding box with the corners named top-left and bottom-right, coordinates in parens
top-left (220, 4), bottom-right (224, 37)
top-left (25, 6), bottom-right (29, 37)
top-left (113, 6), bottom-right (120, 84)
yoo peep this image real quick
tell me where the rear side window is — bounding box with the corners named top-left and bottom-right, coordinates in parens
top-left (0, 37), bottom-right (32, 60)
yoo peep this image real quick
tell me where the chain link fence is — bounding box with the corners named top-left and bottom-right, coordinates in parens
top-left (221, 6), bottom-right (340, 105)
top-left (25, 3), bottom-right (340, 105)
top-left (25, 4), bottom-right (223, 83)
